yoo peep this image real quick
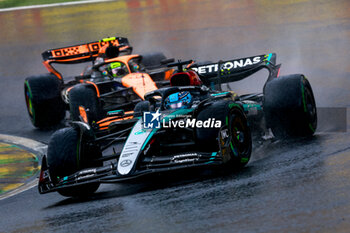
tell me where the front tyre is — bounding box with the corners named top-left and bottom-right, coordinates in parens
top-left (196, 100), bottom-right (252, 168)
top-left (220, 108), bottom-right (252, 168)
top-left (47, 127), bottom-right (101, 197)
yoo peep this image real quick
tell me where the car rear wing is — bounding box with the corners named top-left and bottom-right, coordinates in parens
top-left (190, 53), bottom-right (281, 87)
top-left (42, 37), bottom-right (132, 80)
top-left (42, 37), bottom-right (131, 64)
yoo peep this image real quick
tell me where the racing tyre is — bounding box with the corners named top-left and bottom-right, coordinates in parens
top-left (69, 84), bottom-right (103, 123)
top-left (264, 74), bottom-right (317, 138)
top-left (196, 100), bottom-right (252, 168)
top-left (141, 52), bottom-right (167, 68)
top-left (47, 127), bottom-right (101, 197)
top-left (24, 74), bottom-right (65, 128)
top-left (133, 101), bottom-right (150, 117)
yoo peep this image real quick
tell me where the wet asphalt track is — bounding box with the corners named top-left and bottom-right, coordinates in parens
top-left (1, 0), bottom-right (350, 232)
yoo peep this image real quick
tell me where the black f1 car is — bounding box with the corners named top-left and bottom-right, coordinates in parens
top-left (38, 53), bottom-right (317, 197)
top-left (24, 36), bottom-right (175, 129)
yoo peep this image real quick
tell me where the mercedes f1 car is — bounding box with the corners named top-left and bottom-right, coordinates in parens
top-left (24, 37), bottom-right (175, 129)
top-left (38, 53), bottom-right (317, 197)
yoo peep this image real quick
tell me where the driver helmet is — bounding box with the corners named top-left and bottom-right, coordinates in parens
top-left (103, 62), bottom-right (126, 77)
top-left (133, 63), bottom-right (140, 71)
top-left (129, 61), bottom-right (140, 72)
top-left (164, 91), bottom-right (193, 109)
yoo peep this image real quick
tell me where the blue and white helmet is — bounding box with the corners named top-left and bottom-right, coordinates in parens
top-left (164, 91), bottom-right (193, 109)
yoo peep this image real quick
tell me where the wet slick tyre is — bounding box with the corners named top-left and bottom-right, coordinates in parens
top-left (47, 127), bottom-right (101, 197)
top-left (24, 74), bottom-right (65, 128)
top-left (196, 100), bottom-right (252, 168)
top-left (264, 74), bottom-right (317, 138)
top-left (69, 84), bottom-right (103, 123)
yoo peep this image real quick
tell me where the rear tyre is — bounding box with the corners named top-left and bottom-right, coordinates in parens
top-left (141, 52), bottom-right (167, 68)
top-left (24, 74), bottom-right (65, 128)
top-left (196, 100), bottom-right (252, 168)
top-left (69, 84), bottom-right (103, 123)
top-left (47, 127), bottom-right (101, 197)
top-left (264, 74), bottom-right (317, 138)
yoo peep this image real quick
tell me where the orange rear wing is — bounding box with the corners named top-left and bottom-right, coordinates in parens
top-left (41, 37), bottom-right (131, 64)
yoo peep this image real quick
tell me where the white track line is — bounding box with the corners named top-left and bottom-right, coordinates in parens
top-left (0, 134), bottom-right (47, 201)
top-left (0, 0), bottom-right (115, 12)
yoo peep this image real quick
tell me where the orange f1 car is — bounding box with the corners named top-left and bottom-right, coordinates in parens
top-left (24, 37), bottom-right (175, 129)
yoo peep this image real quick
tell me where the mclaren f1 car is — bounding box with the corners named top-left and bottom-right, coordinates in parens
top-left (24, 36), bottom-right (175, 129)
top-left (38, 53), bottom-right (317, 197)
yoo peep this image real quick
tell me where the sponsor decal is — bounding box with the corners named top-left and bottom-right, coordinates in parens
top-left (170, 153), bottom-right (200, 163)
top-left (78, 169), bottom-right (96, 175)
top-left (120, 141), bottom-right (140, 158)
top-left (143, 111), bottom-right (221, 129)
top-left (173, 158), bottom-right (198, 163)
top-left (172, 153), bottom-right (199, 160)
top-left (191, 56), bottom-right (261, 75)
top-left (120, 159), bottom-right (133, 167)
top-left (52, 46), bottom-right (82, 57)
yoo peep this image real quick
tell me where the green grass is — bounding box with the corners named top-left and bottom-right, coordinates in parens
top-left (0, 0), bottom-right (86, 9)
